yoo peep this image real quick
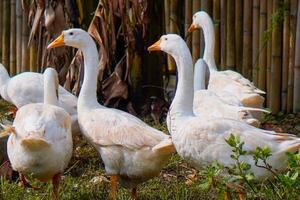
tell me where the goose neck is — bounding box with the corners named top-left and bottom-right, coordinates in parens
top-left (44, 75), bottom-right (58, 106)
top-left (78, 40), bottom-right (101, 110)
top-left (170, 46), bottom-right (194, 117)
top-left (200, 17), bottom-right (217, 71)
top-left (0, 67), bottom-right (10, 87)
top-left (194, 61), bottom-right (206, 91)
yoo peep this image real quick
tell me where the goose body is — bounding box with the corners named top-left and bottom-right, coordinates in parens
top-left (193, 59), bottom-right (266, 127)
top-left (188, 11), bottom-right (265, 110)
top-left (148, 34), bottom-right (300, 180)
top-left (0, 64), bottom-right (79, 134)
top-left (47, 29), bottom-right (174, 198)
top-left (5, 68), bottom-right (72, 198)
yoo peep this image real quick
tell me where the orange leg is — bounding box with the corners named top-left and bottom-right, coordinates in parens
top-left (52, 173), bottom-right (61, 200)
top-left (19, 173), bottom-right (41, 190)
top-left (109, 175), bottom-right (118, 200)
top-left (131, 187), bottom-right (137, 200)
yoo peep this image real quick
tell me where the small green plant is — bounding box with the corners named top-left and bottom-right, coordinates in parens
top-left (198, 134), bottom-right (300, 200)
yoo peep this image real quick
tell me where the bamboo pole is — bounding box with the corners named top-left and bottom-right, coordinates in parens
top-left (266, 0), bottom-right (273, 107)
top-left (252, 0), bottom-right (260, 85)
top-left (10, 0), bottom-right (16, 76)
top-left (235, 0), bottom-right (243, 73)
top-left (200, 1), bottom-right (212, 56)
top-left (2, 0), bottom-right (10, 71)
top-left (258, 0), bottom-right (267, 91)
top-left (242, 0), bottom-right (253, 79)
top-left (30, 41), bottom-right (37, 72)
top-left (170, 0), bottom-right (178, 33)
top-left (282, 0), bottom-right (290, 112)
top-left (168, 0), bottom-right (178, 74)
top-left (220, 0), bottom-right (227, 69)
top-left (0, 0), bottom-right (3, 61)
top-left (200, 1), bottom-right (206, 56)
top-left (293, 0), bottom-right (300, 112)
top-left (185, 0), bottom-right (192, 50)
top-left (201, 0), bottom-right (212, 15)
top-left (226, 0), bottom-right (235, 70)
top-left (21, 9), bottom-right (29, 72)
top-left (16, 0), bottom-right (22, 74)
top-left (287, 0), bottom-right (298, 112)
top-left (213, 0), bottom-right (220, 67)
top-left (164, 0), bottom-right (170, 33)
top-left (192, 0), bottom-right (201, 63)
top-left (270, 1), bottom-right (283, 114)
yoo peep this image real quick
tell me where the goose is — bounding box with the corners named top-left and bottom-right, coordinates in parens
top-left (193, 59), bottom-right (268, 127)
top-left (188, 11), bottom-right (265, 110)
top-left (0, 68), bottom-right (73, 199)
top-left (0, 64), bottom-right (80, 134)
top-left (148, 34), bottom-right (300, 180)
top-left (47, 28), bottom-right (175, 200)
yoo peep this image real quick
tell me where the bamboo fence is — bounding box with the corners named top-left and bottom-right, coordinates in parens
top-left (1, 0), bottom-right (300, 114)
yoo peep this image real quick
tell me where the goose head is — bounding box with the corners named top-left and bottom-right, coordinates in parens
top-left (148, 34), bottom-right (188, 58)
top-left (188, 11), bottom-right (210, 32)
top-left (47, 28), bottom-right (93, 50)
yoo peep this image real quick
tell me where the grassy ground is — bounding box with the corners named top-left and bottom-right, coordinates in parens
top-left (0, 99), bottom-right (299, 200)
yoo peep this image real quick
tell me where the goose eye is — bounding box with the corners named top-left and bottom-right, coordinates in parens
top-left (164, 38), bottom-right (168, 41)
top-left (70, 32), bottom-right (73, 36)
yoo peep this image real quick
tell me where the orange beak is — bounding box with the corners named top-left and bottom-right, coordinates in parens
top-left (187, 24), bottom-right (198, 33)
top-left (147, 40), bottom-right (161, 52)
top-left (47, 33), bottom-right (65, 49)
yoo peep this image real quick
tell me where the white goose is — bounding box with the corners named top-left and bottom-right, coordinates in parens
top-left (47, 28), bottom-right (175, 199)
top-left (1, 68), bottom-right (73, 199)
top-left (0, 64), bottom-right (80, 134)
top-left (188, 11), bottom-right (265, 110)
top-left (193, 59), bottom-right (267, 127)
top-left (148, 34), bottom-right (300, 180)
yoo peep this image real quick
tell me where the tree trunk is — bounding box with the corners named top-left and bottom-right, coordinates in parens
top-left (2, 0), bottom-right (10, 71)
top-left (270, 1), bottom-right (283, 114)
top-left (287, 0), bottom-right (298, 112)
top-left (16, 0), bottom-right (22, 74)
top-left (10, 0), bottom-right (16, 76)
top-left (185, 0), bottom-right (192, 49)
top-left (226, 0), bottom-right (235, 70)
top-left (213, 0), bottom-right (220, 67)
top-left (242, 0), bottom-right (253, 79)
top-left (293, 0), bottom-right (300, 112)
top-left (192, 0), bottom-right (201, 63)
top-left (258, 0), bottom-right (267, 91)
top-left (252, 0), bottom-right (260, 85)
top-left (220, 0), bottom-right (227, 69)
top-left (21, 9), bottom-right (29, 72)
top-left (282, 0), bottom-right (290, 112)
top-left (266, 0), bottom-right (273, 107)
top-left (235, 0), bottom-right (243, 73)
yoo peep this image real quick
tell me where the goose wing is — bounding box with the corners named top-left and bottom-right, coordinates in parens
top-left (80, 108), bottom-right (174, 152)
